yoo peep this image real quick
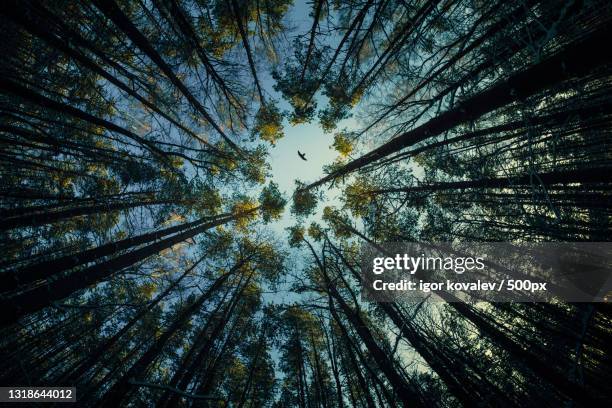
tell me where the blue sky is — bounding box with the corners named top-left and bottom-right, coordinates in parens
top-left (260, 0), bottom-right (356, 236)
top-left (250, 1), bottom-right (368, 310)
top-left (266, 118), bottom-right (345, 234)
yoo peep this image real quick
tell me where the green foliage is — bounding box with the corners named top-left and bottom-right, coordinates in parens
top-left (241, 237), bottom-right (285, 282)
top-left (230, 196), bottom-right (260, 231)
top-left (252, 102), bottom-right (285, 145)
top-left (187, 180), bottom-right (223, 216)
top-left (343, 176), bottom-right (375, 217)
top-left (259, 181), bottom-right (287, 222)
top-left (321, 157), bottom-right (348, 178)
top-left (204, 227), bottom-right (235, 256)
top-left (2, 1), bottom-right (611, 407)
top-left (322, 206), bottom-right (353, 238)
top-left (286, 225), bottom-right (305, 247)
top-left (272, 38), bottom-right (322, 124)
top-left (241, 145), bottom-right (271, 184)
top-left (307, 222), bottom-right (323, 241)
top-left (291, 181), bottom-right (318, 217)
top-left (332, 131), bottom-right (354, 157)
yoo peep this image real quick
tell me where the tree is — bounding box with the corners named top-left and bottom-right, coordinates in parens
top-left (1, 0), bottom-right (611, 406)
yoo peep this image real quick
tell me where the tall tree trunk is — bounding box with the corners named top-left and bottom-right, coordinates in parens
top-left (365, 166), bottom-right (612, 196)
top-left (236, 325), bottom-right (267, 408)
top-left (327, 237), bottom-right (483, 406)
top-left (0, 210), bottom-right (255, 327)
top-left (159, 0), bottom-right (245, 114)
top-left (94, 264), bottom-right (240, 407)
top-left (0, 198), bottom-right (176, 231)
top-left (300, 0), bottom-right (325, 82)
top-left (302, 0), bottom-right (375, 107)
top-left (91, 0), bottom-right (243, 154)
top-left (350, 0), bottom-right (440, 95)
top-left (322, 321), bottom-right (344, 408)
top-left (357, 0), bottom-right (542, 136)
top-left (0, 0), bottom-right (227, 157)
top-left (306, 239), bottom-right (426, 408)
top-left (169, 270), bottom-right (255, 404)
top-left (365, 99), bottom-right (612, 172)
top-left (0, 78), bottom-right (175, 165)
top-left (227, 0), bottom-right (265, 103)
top-left (58, 255), bottom-right (215, 384)
top-left (301, 21), bottom-right (612, 191)
top-left (154, 286), bottom-right (232, 408)
top-left (329, 224), bottom-right (602, 405)
top-left (2, 211), bottom-right (238, 291)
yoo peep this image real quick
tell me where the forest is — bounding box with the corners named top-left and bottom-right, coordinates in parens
top-left (0, 0), bottom-right (611, 406)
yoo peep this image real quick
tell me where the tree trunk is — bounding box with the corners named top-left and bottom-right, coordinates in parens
top-left (227, 0), bottom-right (265, 103)
top-left (0, 77), bottom-right (174, 164)
top-left (327, 237), bottom-right (482, 406)
top-left (300, 0), bottom-right (324, 82)
top-left (94, 265), bottom-right (239, 407)
top-left (302, 21), bottom-right (612, 191)
top-left (2, 212), bottom-right (236, 291)
top-left (0, 0), bottom-right (225, 157)
top-left (309, 239), bottom-right (425, 408)
top-left (59, 255), bottom-right (212, 384)
top-left (0, 211), bottom-right (253, 327)
top-left (367, 166), bottom-right (612, 195)
top-left (91, 0), bottom-right (242, 154)
top-left (1, 198), bottom-right (175, 231)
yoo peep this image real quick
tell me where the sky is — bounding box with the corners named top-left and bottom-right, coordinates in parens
top-left (261, 0), bottom-right (355, 237)
top-left (248, 1), bottom-right (367, 309)
top-left (266, 119), bottom-right (343, 234)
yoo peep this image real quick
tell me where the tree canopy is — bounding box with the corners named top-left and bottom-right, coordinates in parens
top-left (1, 0), bottom-right (611, 406)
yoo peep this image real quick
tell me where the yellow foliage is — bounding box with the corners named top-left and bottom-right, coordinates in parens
top-left (231, 199), bottom-right (259, 231)
top-left (332, 133), bottom-right (354, 157)
top-left (344, 177), bottom-right (377, 216)
top-left (307, 223), bottom-right (323, 241)
top-left (139, 282), bottom-right (157, 300)
top-left (163, 213), bottom-right (186, 226)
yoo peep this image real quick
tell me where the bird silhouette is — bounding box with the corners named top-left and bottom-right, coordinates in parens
top-left (298, 150), bottom-right (307, 161)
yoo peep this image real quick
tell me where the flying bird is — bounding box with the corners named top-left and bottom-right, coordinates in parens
top-left (298, 151), bottom-right (307, 161)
